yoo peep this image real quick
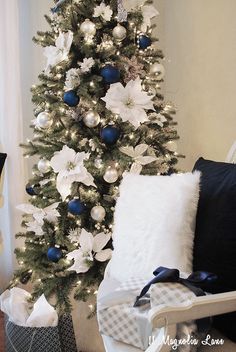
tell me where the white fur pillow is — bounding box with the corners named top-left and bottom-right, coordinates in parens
top-left (109, 172), bottom-right (201, 281)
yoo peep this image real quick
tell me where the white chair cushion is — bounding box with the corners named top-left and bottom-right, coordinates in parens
top-left (109, 172), bottom-right (200, 282)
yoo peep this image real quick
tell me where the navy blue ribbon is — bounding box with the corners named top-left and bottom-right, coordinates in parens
top-left (134, 267), bottom-right (218, 333)
top-left (134, 267), bottom-right (217, 307)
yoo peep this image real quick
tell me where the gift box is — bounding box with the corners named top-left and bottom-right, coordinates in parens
top-left (97, 276), bottom-right (201, 351)
top-left (5, 314), bottom-right (77, 352)
top-left (1, 288), bottom-right (77, 352)
top-left (97, 277), bottom-right (152, 350)
top-left (150, 281), bottom-right (195, 307)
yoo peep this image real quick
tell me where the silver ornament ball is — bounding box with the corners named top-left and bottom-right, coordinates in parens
top-left (112, 24), bottom-right (127, 41)
top-left (37, 159), bottom-right (51, 173)
top-left (91, 205), bottom-right (106, 222)
top-left (83, 110), bottom-right (100, 128)
top-left (36, 112), bottom-right (52, 128)
top-left (150, 63), bottom-right (165, 80)
top-left (80, 19), bottom-right (96, 36)
top-left (103, 167), bottom-right (119, 183)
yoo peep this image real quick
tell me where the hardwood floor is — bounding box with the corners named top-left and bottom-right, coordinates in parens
top-left (0, 312), bottom-right (4, 352)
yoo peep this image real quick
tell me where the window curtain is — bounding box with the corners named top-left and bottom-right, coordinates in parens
top-left (0, 0), bottom-right (27, 290)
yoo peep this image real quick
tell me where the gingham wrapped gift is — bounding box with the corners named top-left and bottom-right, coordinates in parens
top-left (97, 267), bottom-right (217, 351)
top-left (97, 277), bottom-right (152, 350)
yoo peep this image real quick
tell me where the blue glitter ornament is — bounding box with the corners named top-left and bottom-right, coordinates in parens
top-left (101, 126), bottom-right (120, 146)
top-left (101, 65), bottom-right (120, 84)
top-left (63, 90), bottom-right (80, 107)
top-left (68, 199), bottom-right (86, 215)
top-left (26, 183), bottom-right (40, 196)
top-left (138, 35), bottom-right (152, 50)
top-left (47, 247), bottom-right (62, 262)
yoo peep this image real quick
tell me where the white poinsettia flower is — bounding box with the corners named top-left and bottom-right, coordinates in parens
top-left (79, 58), bottom-right (95, 73)
top-left (25, 220), bottom-right (44, 236)
top-left (141, 5), bottom-right (159, 31)
top-left (149, 112), bottom-right (167, 127)
top-left (44, 31), bottom-right (73, 73)
top-left (65, 68), bottom-right (80, 90)
top-left (130, 163), bottom-right (143, 174)
top-left (68, 228), bottom-right (81, 243)
top-left (50, 145), bottom-right (96, 200)
top-left (66, 249), bottom-right (91, 273)
top-left (66, 229), bottom-right (112, 273)
top-left (122, 0), bottom-right (145, 12)
top-left (101, 77), bottom-right (154, 129)
top-left (93, 3), bottom-right (113, 21)
top-left (122, 0), bottom-right (159, 30)
top-left (17, 203), bottom-right (59, 236)
top-left (120, 144), bottom-right (157, 174)
top-left (17, 203), bottom-right (60, 225)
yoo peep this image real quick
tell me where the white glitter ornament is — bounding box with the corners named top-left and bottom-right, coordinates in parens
top-left (103, 167), bottom-right (119, 183)
top-left (112, 24), bottom-right (127, 41)
top-left (83, 111), bottom-right (100, 128)
top-left (37, 159), bottom-right (51, 173)
top-left (80, 19), bottom-right (96, 36)
top-left (91, 205), bottom-right (106, 222)
top-left (36, 112), bottom-right (52, 128)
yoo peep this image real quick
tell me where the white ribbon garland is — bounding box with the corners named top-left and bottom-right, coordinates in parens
top-left (117, 0), bottom-right (128, 22)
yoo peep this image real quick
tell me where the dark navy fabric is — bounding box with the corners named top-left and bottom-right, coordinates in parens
top-left (193, 157), bottom-right (236, 341)
top-left (0, 153), bottom-right (6, 177)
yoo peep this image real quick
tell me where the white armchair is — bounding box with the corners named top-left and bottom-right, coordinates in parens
top-left (98, 146), bottom-right (236, 352)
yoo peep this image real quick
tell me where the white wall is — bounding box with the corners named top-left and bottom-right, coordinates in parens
top-left (157, 0), bottom-right (236, 170)
top-left (19, 0), bottom-right (50, 142)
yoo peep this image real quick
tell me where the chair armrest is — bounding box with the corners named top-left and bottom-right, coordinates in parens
top-left (149, 290), bottom-right (236, 328)
top-left (145, 291), bottom-right (236, 352)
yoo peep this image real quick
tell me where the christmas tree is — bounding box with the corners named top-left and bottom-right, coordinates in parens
top-left (11, 0), bottom-right (183, 314)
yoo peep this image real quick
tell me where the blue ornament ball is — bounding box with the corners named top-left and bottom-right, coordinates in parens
top-left (26, 183), bottom-right (40, 196)
top-left (63, 90), bottom-right (80, 107)
top-left (100, 65), bottom-right (120, 84)
top-left (101, 126), bottom-right (120, 146)
top-left (68, 199), bottom-right (86, 215)
top-left (138, 35), bottom-right (152, 50)
top-left (47, 247), bottom-right (62, 263)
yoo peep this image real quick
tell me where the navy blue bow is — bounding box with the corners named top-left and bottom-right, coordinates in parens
top-left (134, 266), bottom-right (217, 307)
top-left (134, 267), bottom-right (217, 333)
